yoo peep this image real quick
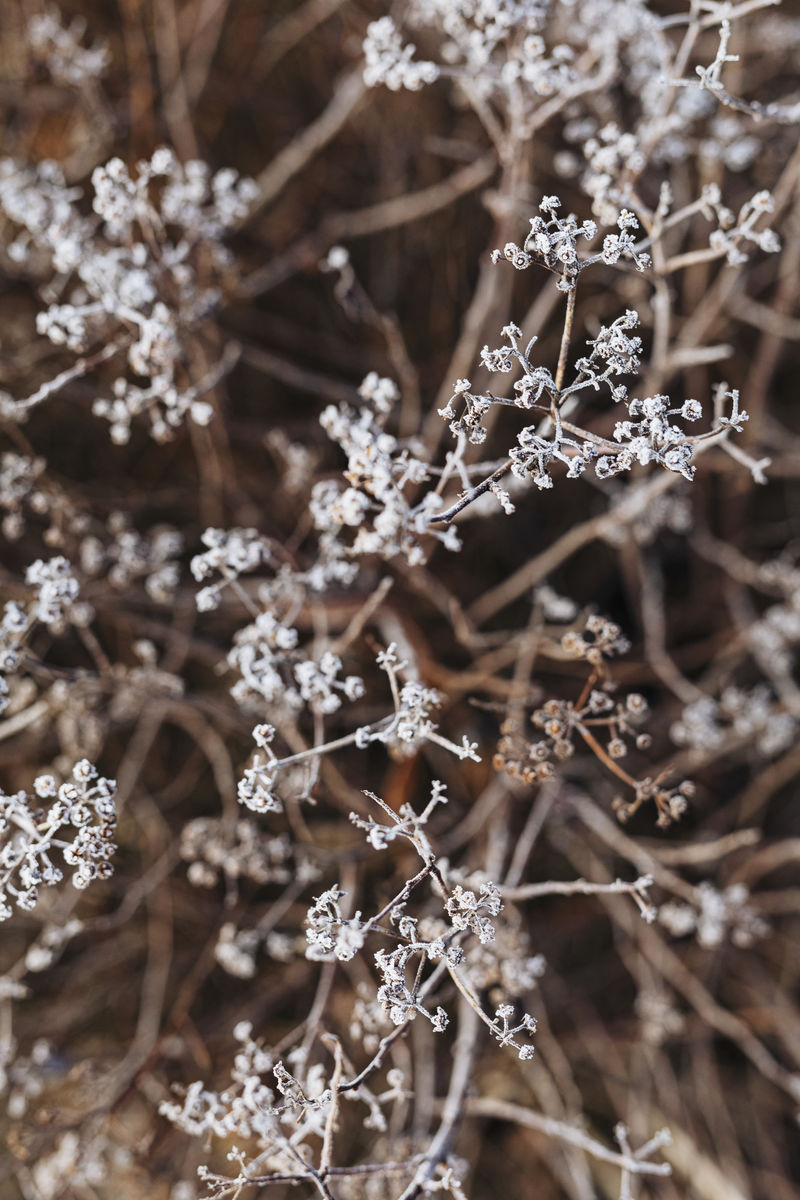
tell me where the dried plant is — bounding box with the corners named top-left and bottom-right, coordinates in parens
top-left (0, 2), bottom-right (799, 1199)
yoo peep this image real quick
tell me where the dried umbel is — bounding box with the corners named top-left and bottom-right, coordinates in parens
top-left (0, 760), bottom-right (117, 918)
top-left (436, 196), bottom-right (768, 515)
top-left (0, 149), bottom-right (257, 443)
top-left (27, 6), bottom-right (110, 89)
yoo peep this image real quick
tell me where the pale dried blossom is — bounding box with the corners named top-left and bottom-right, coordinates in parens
top-left (25, 556), bottom-right (83, 630)
top-left (0, 149), bottom-right (257, 443)
top-left (671, 686), bottom-right (796, 759)
top-left (215, 923), bottom-right (259, 979)
top-left (181, 819), bottom-right (302, 889)
top-left (659, 883), bottom-right (768, 949)
top-left (27, 7), bottom-right (110, 88)
top-left (305, 886), bottom-right (365, 963)
top-left (0, 760), bottom-right (116, 918)
top-left (363, 17), bottom-right (440, 91)
top-left (312, 384), bottom-right (461, 563)
top-left (445, 882), bottom-right (502, 944)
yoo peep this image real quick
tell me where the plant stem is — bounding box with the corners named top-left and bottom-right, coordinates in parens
top-left (555, 283), bottom-right (577, 396)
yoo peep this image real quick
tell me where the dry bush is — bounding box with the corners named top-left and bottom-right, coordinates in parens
top-left (0, 2), bottom-right (799, 1198)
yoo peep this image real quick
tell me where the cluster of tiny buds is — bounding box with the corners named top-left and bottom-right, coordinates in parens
top-left (491, 1004), bottom-right (537, 1060)
top-left (27, 6), bottom-right (110, 88)
top-left (25, 555), bottom-right (87, 632)
top-left (0, 556), bottom-right (92, 713)
top-left (495, 718), bottom-right (555, 786)
top-left (362, 17), bottom-right (439, 91)
top-left (613, 778), bottom-right (696, 828)
top-left (561, 614), bottom-right (631, 664)
top-left (490, 601), bottom-right (689, 822)
top-left (0, 147), bottom-right (257, 444)
top-left (180, 818), bottom-right (306, 890)
top-left (0, 760), bottom-right (116, 918)
top-left (659, 881), bottom-right (768, 948)
top-left (495, 688), bottom-right (650, 783)
top-left (492, 198), bottom-right (649, 288)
